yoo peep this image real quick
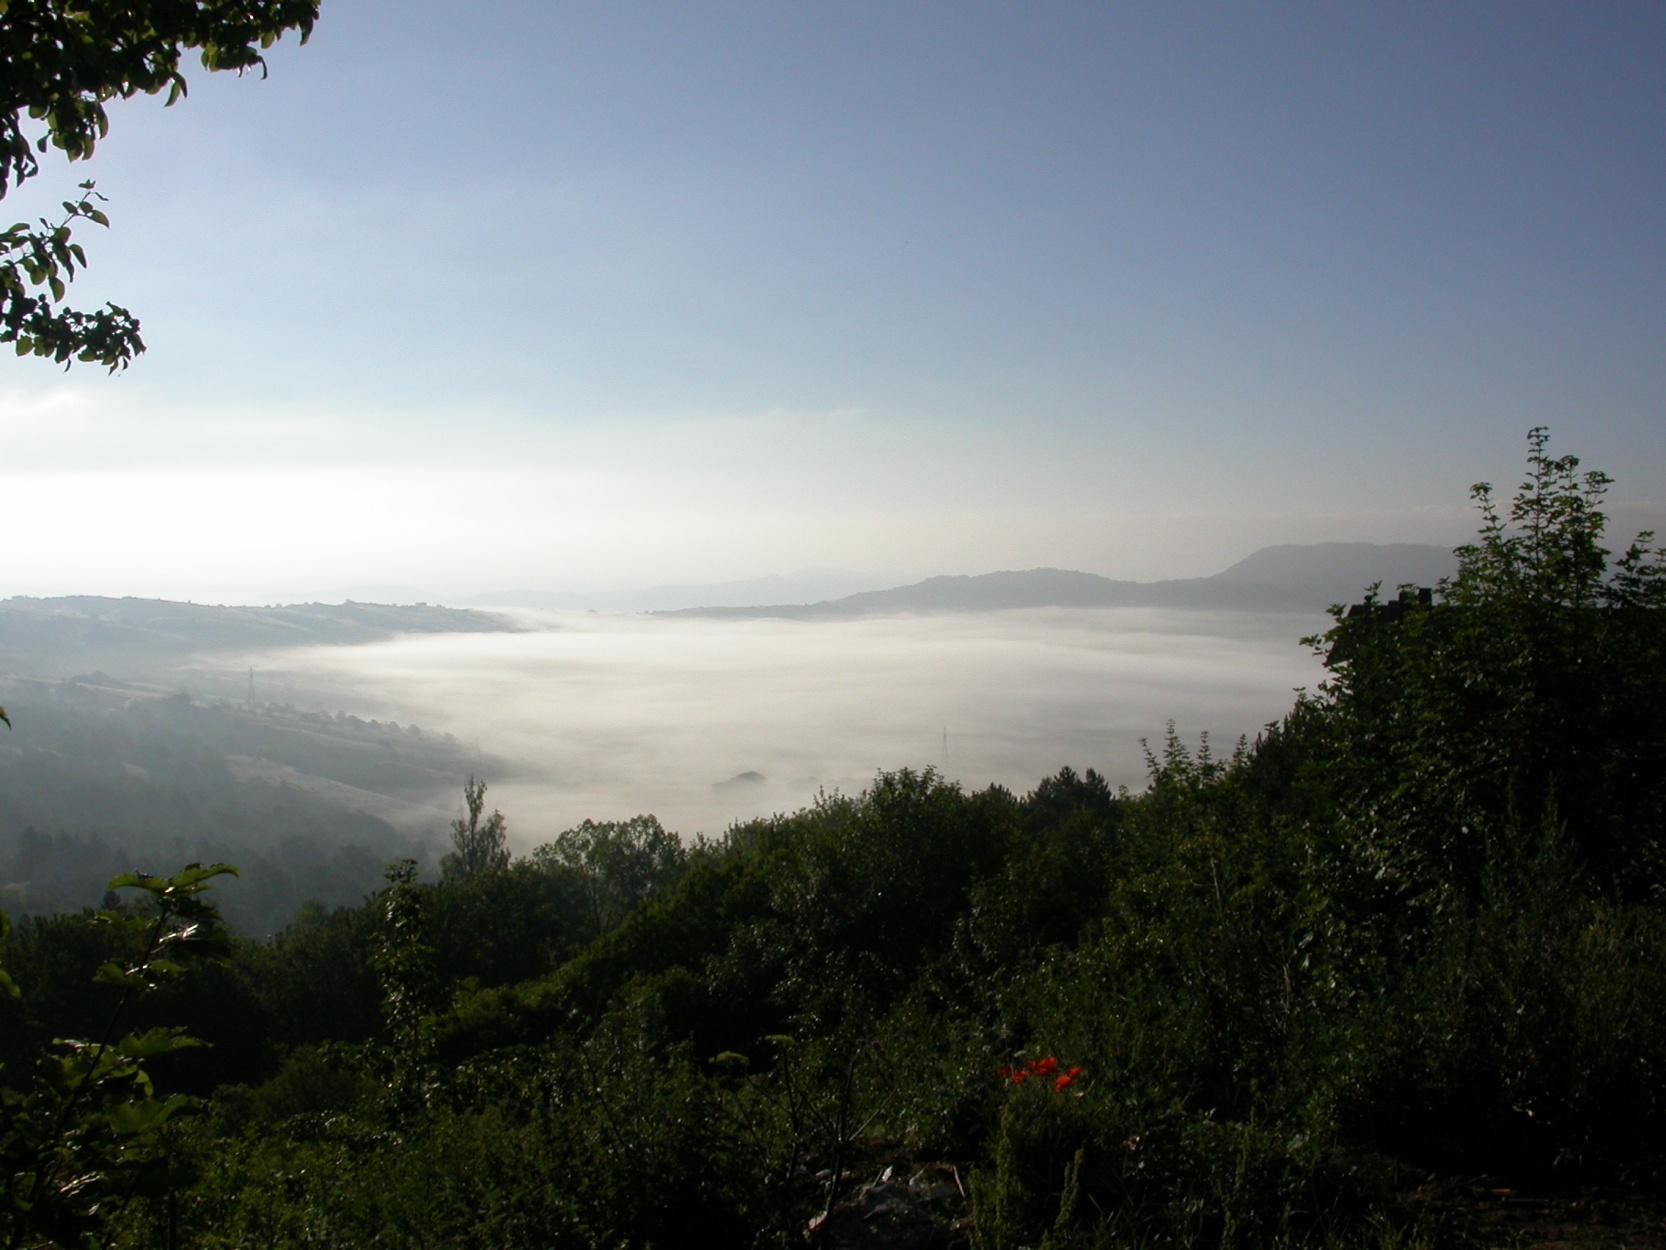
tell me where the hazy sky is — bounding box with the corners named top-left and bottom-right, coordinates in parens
top-left (4, 2), bottom-right (1662, 602)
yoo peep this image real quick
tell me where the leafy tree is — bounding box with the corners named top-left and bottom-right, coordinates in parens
top-left (532, 814), bottom-right (685, 938)
top-left (1, 0), bottom-right (319, 369)
top-left (966, 767), bottom-right (1126, 957)
top-left (0, 864), bottom-right (236, 1249)
top-left (370, 859), bottom-right (437, 1110)
top-left (239, 902), bottom-right (381, 1052)
top-left (1309, 428), bottom-right (1666, 903)
top-left (430, 859), bottom-right (585, 989)
top-left (439, 776), bottom-right (509, 883)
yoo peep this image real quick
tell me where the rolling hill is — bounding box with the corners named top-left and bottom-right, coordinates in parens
top-left (660, 542), bottom-right (1458, 618)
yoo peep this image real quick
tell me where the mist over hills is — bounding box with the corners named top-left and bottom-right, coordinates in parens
top-left (0, 596), bottom-right (518, 685)
top-left (45, 544), bottom-right (1455, 623)
top-left (660, 542), bottom-right (1459, 619)
top-left (0, 540), bottom-right (1450, 931)
top-left (0, 599), bottom-right (509, 931)
top-left (0, 544), bottom-right (1460, 649)
top-left (222, 544), bottom-right (1457, 617)
top-left (0, 670), bottom-right (486, 933)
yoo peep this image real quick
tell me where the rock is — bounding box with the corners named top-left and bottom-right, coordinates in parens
top-left (807, 1162), bottom-right (970, 1250)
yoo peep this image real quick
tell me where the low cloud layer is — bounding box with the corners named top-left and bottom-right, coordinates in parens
top-left (263, 607), bottom-right (1326, 845)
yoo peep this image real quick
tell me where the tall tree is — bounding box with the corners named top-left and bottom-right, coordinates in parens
top-left (1, 0), bottom-right (319, 369)
top-left (533, 814), bottom-right (685, 938)
top-left (1309, 428), bottom-right (1666, 902)
top-left (441, 776), bottom-right (510, 883)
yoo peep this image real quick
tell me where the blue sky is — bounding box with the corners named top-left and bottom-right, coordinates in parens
top-left (3, 1), bottom-right (1662, 600)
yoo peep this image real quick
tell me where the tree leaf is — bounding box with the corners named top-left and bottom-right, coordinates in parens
top-left (114, 1028), bottom-right (206, 1061)
top-left (108, 1093), bottom-right (196, 1136)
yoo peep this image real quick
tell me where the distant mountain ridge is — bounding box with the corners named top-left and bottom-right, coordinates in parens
top-left (659, 543), bottom-right (1458, 619)
top-left (1209, 543), bottom-right (1457, 590)
top-left (0, 544), bottom-right (1459, 641)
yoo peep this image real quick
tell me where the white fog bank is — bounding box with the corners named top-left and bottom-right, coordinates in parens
top-left (260, 608), bottom-right (1327, 846)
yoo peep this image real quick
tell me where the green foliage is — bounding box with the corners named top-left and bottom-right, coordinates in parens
top-left (730, 770), bottom-right (1016, 1016)
top-left (430, 859), bottom-right (583, 990)
top-left (1332, 819), bottom-right (1666, 1176)
top-left (971, 1081), bottom-right (1349, 1250)
top-left (1, 864), bottom-right (235, 1249)
top-left (967, 767), bottom-right (1127, 960)
top-left (440, 775), bottom-right (510, 883)
top-left (865, 971), bottom-right (1004, 1157)
top-left (239, 902), bottom-right (382, 1054)
top-left (433, 847), bottom-right (759, 1063)
top-left (1, 182), bottom-right (141, 369)
top-left (148, 1021), bottom-right (789, 1249)
top-left (216, 1043), bottom-right (376, 1128)
top-left (370, 859), bottom-right (438, 1109)
top-left (531, 812), bottom-right (686, 939)
top-left (1309, 427), bottom-right (1666, 903)
top-left (0, 0), bottom-right (318, 369)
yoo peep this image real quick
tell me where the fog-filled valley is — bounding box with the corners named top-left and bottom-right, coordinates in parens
top-left (0, 550), bottom-right (1381, 931)
top-left (1, 543), bottom-right (1460, 927)
top-left (270, 605), bottom-right (1324, 841)
top-left (6, 463), bottom-right (1665, 1250)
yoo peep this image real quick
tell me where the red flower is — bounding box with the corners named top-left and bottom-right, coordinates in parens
top-left (1003, 1056), bottom-right (1082, 1093)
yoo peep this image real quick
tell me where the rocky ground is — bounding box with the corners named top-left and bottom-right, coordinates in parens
top-left (795, 1141), bottom-right (1666, 1250)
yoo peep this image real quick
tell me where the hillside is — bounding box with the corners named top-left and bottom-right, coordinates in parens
top-left (661, 541), bottom-right (1458, 618)
top-left (0, 596), bottom-right (518, 678)
top-left (0, 671), bottom-right (492, 933)
top-left (0, 598), bottom-right (515, 932)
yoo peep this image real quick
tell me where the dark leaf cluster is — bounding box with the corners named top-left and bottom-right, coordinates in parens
top-left (0, 0), bottom-right (319, 369)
